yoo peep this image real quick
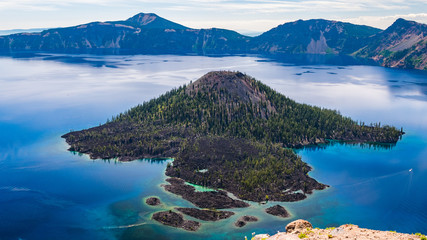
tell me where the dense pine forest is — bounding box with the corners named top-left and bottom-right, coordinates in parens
top-left (63, 71), bottom-right (403, 201)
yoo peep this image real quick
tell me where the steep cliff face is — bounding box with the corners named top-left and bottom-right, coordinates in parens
top-left (250, 19), bottom-right (381, 54)
top-left (355, 19), bottom-right (427, 70)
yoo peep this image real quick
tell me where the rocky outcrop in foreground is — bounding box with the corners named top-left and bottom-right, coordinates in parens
top-left (253, 220), bottom-right (426, 240)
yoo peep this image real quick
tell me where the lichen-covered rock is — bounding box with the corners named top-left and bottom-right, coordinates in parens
top-left (285, 219), bottom-right (312, 234)
top-left (252, 234), bottom-right (270, 240)
top-left (258, 221), bottom-right (424, 240)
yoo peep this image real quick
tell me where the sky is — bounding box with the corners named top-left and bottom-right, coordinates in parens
top-left (0, 0), bottom-right (426, 35)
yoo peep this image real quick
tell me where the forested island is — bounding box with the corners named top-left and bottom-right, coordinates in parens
top-left (62, 71), bottom-right (403, 203)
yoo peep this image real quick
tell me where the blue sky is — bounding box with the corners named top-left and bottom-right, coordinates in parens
top-left (1, 0), bottom-right (426, 34)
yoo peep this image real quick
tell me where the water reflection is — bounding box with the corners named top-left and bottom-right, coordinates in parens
top-left (297, 140), bottom-right (398, 152)
top-left (382, 69), bottom-right (427, 102)
top-left (258, 53), bottom-right (377, 67)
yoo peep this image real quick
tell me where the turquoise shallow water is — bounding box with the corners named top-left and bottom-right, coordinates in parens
top-left (0, 54), bottom-right (426, 239)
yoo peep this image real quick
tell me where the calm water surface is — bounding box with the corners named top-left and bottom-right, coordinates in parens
top-left (0, 54), bottom-right (426, 240)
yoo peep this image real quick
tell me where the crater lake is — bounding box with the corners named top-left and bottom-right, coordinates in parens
top-left (1, 53), bottom-right (426, 240)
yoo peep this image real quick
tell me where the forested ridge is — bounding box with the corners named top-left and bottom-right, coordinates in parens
top-left (63, 71), bottom-right (403, 202)
top-left (2, 13), bottom-right (426, 70)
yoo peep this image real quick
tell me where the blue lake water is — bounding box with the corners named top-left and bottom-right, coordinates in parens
top-left (0, 54), bottom-right (426, 240)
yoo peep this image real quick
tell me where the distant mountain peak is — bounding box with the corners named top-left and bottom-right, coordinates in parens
top-left (253, 18), bottom-right (381, 54)
top-left (125, 12), bottom-right (189, 29)
top-left (354, 17), bottom-right (427, 70)
top-left (126, 12), bottom-right (158, 26)
top-left (388, 18), bottom-right (422, 30)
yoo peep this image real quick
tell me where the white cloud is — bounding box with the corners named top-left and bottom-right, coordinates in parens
top-left (0, 0), bottom-right (425, 31)
top-left (165, 0), bottom-right (416, 13)
top-left (0, 0), bottom-right (420, 12)
top-left (343, 13), bottom-right (427, 29)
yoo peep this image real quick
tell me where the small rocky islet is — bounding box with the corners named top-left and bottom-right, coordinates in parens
top-left (145, 197), bottom-right (161, 206)
top-left (235, 215), bottom-right (259, 228)
top-left (265, 205), bottom-right (290, 218)
top-left (152, 210), bottom-right (201, 232)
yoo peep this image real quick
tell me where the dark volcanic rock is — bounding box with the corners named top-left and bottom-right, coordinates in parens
top-left (166, 135), bottom-right (330, 203)
top-left (235, 220), bottom-right (246, 228)
top-left (152, 210), bottom-right (201, 231)
top-left (176, 208), bottom-right (234, 221)
top-left (265, 205), bottom-right (290, 218)
top-left (234, 215), bottom-right (258, 228)
top-left (241, 215), bottom-right (258, 222)
top-left (164, 178), bottom-right (249, 209)
top-left (145, 197), bottom-right (161, 206)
